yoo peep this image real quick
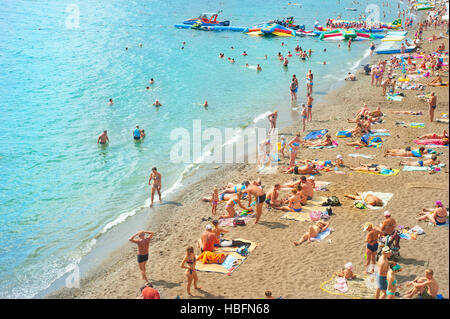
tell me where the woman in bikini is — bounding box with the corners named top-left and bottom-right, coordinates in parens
top-left (399, 155), bottom-right (439, 167)
top-left (288, 133), bottom-right (301, 168)
top-left (384, 146), bottom-right (427, 157)
top-left (349, 163), bottom-right (393, 172)
top-left (392, 110), bottom-right (423, 115)
top-left (180, 246), bottom-right (201, 296)
top-left (278, 189), bottom-right (305, 212)
top-left (218, 192), bottom-right (247, 219)
top-left (301, 134), bottom-right (332, 147)
top-left (386, 264), bottom-right (402, 299)
top-left (417, 129), bottom-right (448, 140)
top-left (293, 221), bottom-right (329, 246)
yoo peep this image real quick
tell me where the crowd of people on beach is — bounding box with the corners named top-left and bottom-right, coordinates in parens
top-left (114, 0), bottom-right (449, 300)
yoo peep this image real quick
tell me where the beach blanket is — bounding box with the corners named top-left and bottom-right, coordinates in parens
top-left (402, 163), bottom-right (445, 171)
top-left (336, 131), bottom-right (390, 138)
top-left (280, 196), bottom-right (327, 222)
top-left (436, 118), bottom-right (449, 124)
top-left (348, 153), bottom-right (376, 159)
top-left (396, 121), bottom-right (425, 128)
top-left (308, 141), bottom-right (338, 149)
top-left (354, 169), bottom-right (400, 176)
top-left (320, 274), bottom-right (377, 299)
top-left (195, 239), bottom-right (257, 275)
top-left (304, 129), bottom-right (328, 140)
top-left (334, 277), bottom-right (348, 293)
top-left (414, 139), bottom-right (449, 146)
top-left (357, 192), bottom-right (393, 210)
top-left (310, 228), bottom-right (332, 242)
top-left (387, 93), bottom-right (403, 101)
top-left (218, 213), bottom-right (256, 227)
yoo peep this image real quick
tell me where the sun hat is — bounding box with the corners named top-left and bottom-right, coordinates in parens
top-left (345, 262), bottom-right (353, 270)
top-left (307, 176), bottom-right (315, 180)
top-left (382, 246), bottom-right (392, 254)
top-left (384, 211), bottom-right (391, 217)
top-left (205, 224), bottom-right (212, 230)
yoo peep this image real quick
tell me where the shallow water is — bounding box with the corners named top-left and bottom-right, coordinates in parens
top-left (0, 0), bottom-right (406, 298)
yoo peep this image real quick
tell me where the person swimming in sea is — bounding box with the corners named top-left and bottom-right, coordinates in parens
top-left (149, 78), bottom-right (154, 85)
top-left (133, 125), bottom-right (142, 141)
top-left (203, 100), bottom-right (208, 107)
top-left (153, 99), bottom-right (162, 107)
top-left (97, 130), bottom-right (109, 145)
top-left (108, 98), bottom-right (114, 105)
top-left (256, 64), bottom-right (262, 71)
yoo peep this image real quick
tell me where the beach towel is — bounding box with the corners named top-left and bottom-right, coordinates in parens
top-left (360, 192), bottom-right (393, 210)
top-left (280, 196), bottom-right (327, 222)
top-left (320, 274), bottom-right (377, 299)
top-left (196, 251), bottom-right (227, 264)
top-left (436, 118), bottom-right (449, 124)
top-left (402, 163), bottom-right (445, 171)
top-left (218, 213), bottom-right (255, 227)
top-left (314, 181), bottom-right (330, 192)
top-left (387, 93), bottom-right (403, 101)
top-left (308, 141), bottom-right (338, 149)
top-left (414, 139), bottom-right (448, 146)
top-left (304, 129), bottom-right (328, 140)
top-left (396, 121), bottom-right (425, 128)
top-left (354, 169), bottom-right (400, 176)
top-left (310, 227), bottom-right (332, 242)
top-left (195, 239), bottom-right (257, 275)
top-left (348, 153), bottom-right (376, 159)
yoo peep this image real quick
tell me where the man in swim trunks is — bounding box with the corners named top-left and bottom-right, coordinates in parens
top-left (375, 246), bottom-right (392, 299)
top-left (265, 184), bottom-right (282, 208)
top-left (384, 147), bottom-right (427, 158)
top-left (153, 99), bottom-right (162, 106)
top-left (97, 130), bottom-right (109, 145)
top-left (427, 92), bottom-right (437, 122)
top-left (381, 211), bottom-right (397, 236)
top-left (349, 163), bottom-right (393, 172)
top-left (416, 200), bottom-right (448, 225)
top-left (345, 72), bottom-right (356, 81)
top-left (246, 181), bottom-right (266, 224)
top-left (300, 176), bottom-right (314, 200)
top-left (399, 155), bottom-right (439, 167)
top-left (148, 167), bottom-right (162, 207)
top-left (404, 269), bottom-right (439, 299)
top-left (129, 230), bottom-right (155, 283)
top-left (363, 223), bottom-right (382, 274)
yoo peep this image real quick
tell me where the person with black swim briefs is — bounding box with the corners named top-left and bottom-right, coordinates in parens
top-left (245, 181), bottom-right (266, 224)
top-left (129, 231), bottom-right (155, 283)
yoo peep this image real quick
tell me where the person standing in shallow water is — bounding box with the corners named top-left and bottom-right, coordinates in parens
top-left (148, 167), bottom-right (162, 207)
top-left (97, 130), bottom-right (109, 144)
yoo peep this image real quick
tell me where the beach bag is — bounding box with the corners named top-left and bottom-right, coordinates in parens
top-left (309, 211), bottom-right (322, 221)
top-left (236, 245), bottom-right (248, 256)
top-left (355, 202), bottom-right (367, 209)
top-left (322, 196), bottom-right (341, 207)
top-left (233, 218), bottom-right (246, 226)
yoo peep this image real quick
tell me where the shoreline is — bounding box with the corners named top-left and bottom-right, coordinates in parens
top-left (47, 18), bottom-right (449, 299)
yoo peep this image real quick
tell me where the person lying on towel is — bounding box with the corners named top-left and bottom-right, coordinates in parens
top-left (399, 155), bottom-right (440, 167)
top-left (344, 192), bottom-right (383, 207)
top-left (293, 221), bottom-right (329, 246)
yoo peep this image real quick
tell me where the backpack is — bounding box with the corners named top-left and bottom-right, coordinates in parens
top-left (322, 196), bottom-right (341, 207)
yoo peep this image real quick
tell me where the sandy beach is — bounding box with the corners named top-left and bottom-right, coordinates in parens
top-left (47, 13), bottom-right (449, 299)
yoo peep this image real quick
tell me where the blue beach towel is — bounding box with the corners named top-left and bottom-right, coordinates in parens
top-left (311, 228), bottom-right (332, 242)
top-left (304, 129), bottom-right (328, 140)
top-left (309, 145), bottom-right (337, 149)
top-left (221, 255), bottom-right (238, 270)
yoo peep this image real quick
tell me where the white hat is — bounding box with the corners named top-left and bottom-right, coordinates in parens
top-left (280, 135), bottom-right (285, 139)
top-left (345, 262), bottom-right (353, 269)
top-left (336, 154), bottom-right (343, 159)
top-left (205, 224), bottom-right (212, 230)
top-left (384, 211), bottom-right (391, 217)
top-left (307, 176), bottom-right (315, 180)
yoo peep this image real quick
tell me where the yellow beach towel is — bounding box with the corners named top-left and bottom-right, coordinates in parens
top-left (354, 169), bottom-right (400, 176)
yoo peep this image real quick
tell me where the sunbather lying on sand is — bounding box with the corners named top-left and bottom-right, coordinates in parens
top-left (344, 192), bottom-right (383, 206)
top-left (399, 155), bottom-right (439, 167)
top-left (301, 134), bottom-right (333, 147)
top-left (293, 221), bottom-right (329, 246)
top-left (203, 192), bottom-right (235, 203)
top-left (417, 129), bottom-right (448, 140)
top-left (384, 147), bottom-right (427, 158)
top-left (349, 163), bottom-right (393, 172)
top-left (334, 262), bottom-right (357, 279)
top-left (416, 201), bottom-right (447, 225)
top-left (281, 162), bottom-right (319, 175)
top-left (392, 110), bottom-right (423, 115)
top-left (219, 181), bottom-right (250, 195)
top-left (218, 192), bottom-right (247, 219)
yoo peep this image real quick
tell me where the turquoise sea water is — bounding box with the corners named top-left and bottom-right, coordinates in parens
top-left (0, 0), bottom-right (407, 298)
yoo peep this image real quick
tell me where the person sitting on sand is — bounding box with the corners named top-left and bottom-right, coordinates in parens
top-left (416, 200), bottom-right (448, 225)
top-left (219, 192), bottom-right (247, 220)
top-left (384, 146), bottom-right (427, 158)
top-left (278, 189), bottom-right (305, 212)
top-left (335, 154), bottom-right (344, 167)
top-left (428, 73), bottom-right (444, 86)
top-left (399, 155), bottom-right (440, 167)
top-left (334, 262), bottom-right (357, 279)
top-left (293, 221), bottom-right (329, 246)
top-left (344, 192), bottom-right (383, 207)
top-left (211, 219), bottom-right (229, 246)
top-left (345, 133), bottom-right (371, 148)
top-left (180, 246), bottom-right (201, 296)
top-left (404, 269), bottom-right (439, 299)
top-left (380, 211), bottom-right (397, 236)
top-left (301, 134), bottom-right (333, 147)
top-left (197, 224), bottom-right (217, 252)
top-left (369, 106), bottom-right (383, 119)
top-left (386, 264), bottom-right (402, 299)
top-left (392, 110), bottom-right (423, 115)
top-left (153, 99), bottom-right (162, 106)
top-left (349, 163), bottom-right (393, 172)
top-left (345, 72), bottom-right (356, 81)
top-left (299, 175), bottom-right (314, 200)
top-left (417, 129), bottom-right (448, 140)
top-left (265, 184), bottom-right (282, 208)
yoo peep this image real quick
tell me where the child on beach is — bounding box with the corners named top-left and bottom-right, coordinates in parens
top-left (335, 154), bottom-right (344, 167)
top-left (211, 187), bottom-right (219, 216)
top-left (334, 262), bottom-right (357, 279)
top-left (301, 104), bottom-right (307, 132)
top-left (279, 135), bottom-right (287, 159)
